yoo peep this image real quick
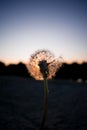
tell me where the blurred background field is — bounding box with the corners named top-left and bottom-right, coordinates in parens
top-left (0, 76), bottom-right (87, 130)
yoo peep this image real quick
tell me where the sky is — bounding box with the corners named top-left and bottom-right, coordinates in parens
top-left (0, 0), bottom-right (87, 65)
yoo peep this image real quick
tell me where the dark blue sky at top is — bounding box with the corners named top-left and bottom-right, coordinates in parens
top-left (1, 0), bottom-right (86, 24)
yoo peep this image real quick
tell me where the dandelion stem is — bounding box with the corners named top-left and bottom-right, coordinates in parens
top-left (39, 77), bottom-right (48, 130)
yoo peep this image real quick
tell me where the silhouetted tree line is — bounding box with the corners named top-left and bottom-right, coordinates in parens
top-left (0, 61), bottom-right (87, 81)
top-left (0, 62), bottom-right (30, 78)
top-left (55, 62), bottom-right (87, 81)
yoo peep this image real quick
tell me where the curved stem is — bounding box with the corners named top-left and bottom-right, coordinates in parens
top-left (39, 77), bottom-right (48, 130)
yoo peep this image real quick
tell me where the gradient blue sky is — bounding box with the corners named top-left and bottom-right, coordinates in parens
top-left (0, 0), bottom-right (87, 65)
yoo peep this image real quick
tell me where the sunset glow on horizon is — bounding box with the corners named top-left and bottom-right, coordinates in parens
top-left (0, 0), bottom-right (87, 65)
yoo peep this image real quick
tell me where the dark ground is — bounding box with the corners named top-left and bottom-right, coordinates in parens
top-left (0, 76), bottom-right (87, 130)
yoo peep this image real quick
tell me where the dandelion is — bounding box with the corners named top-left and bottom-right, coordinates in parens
top-left (27, 49), bottom-right (62, 80)
top-left (27, 49), bottom-right (62, 130)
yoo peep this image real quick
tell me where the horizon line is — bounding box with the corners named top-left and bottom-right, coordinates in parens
top-left (0, 60), bottom-right (87, 66)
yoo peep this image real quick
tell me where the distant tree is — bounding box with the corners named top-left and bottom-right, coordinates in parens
top-left (6, 62), bottom-right (30, 78)
top-left (70, 63), bottom-right (80, 81)
top-left (55, 62), bottom-right (87, 81)
top-left (16, 62), bottom-right (30, 77)
top-left (0, 62), bottom-right (6, 75)
top-left (80, 62), bottom-right (87, 82)
top-left (55, 63), bottom-right (71, 80)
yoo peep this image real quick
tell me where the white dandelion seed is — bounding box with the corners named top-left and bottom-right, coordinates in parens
top-left (27, 49), bottom-right (62, 80)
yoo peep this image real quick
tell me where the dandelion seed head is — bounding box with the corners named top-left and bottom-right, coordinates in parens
top-left (27, 49), bottom-right (62, 80)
